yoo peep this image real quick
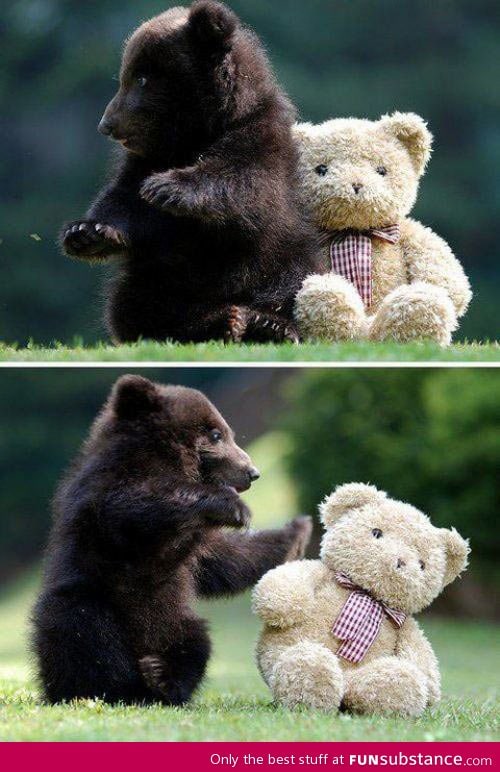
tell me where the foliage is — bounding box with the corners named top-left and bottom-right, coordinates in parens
top-left (0, 576), bottom-right (498, 741)
top-left (1, 339), bottom-right (499, 362)
top-left (283, 369), bottom-right (500, 567)
top-left (1, 0), bottom-right (499, 345)
top-left (423, 371), bottom-right (500, 562)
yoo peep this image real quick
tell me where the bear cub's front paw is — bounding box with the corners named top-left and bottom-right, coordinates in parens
top-left (140, 172), bottom-right (191, 214)
top-left (61, 220), bottom-right (127, 259)
top-left (204, 487), bottom-right (251, 529)
top-left (285, 516), bottom-right (313, 560)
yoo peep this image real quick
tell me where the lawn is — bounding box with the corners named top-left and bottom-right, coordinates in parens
top-left (1, 339), bottom-right (499, 363)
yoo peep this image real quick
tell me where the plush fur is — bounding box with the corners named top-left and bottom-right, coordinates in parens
top-left (31, 375), bottom-right (312, 705)
top-left (59, 1), bottom-right (320, 344)
top-left (253, 483), bottom-right (469, 717)
top-left (293, 113), bottom-right (472, 346)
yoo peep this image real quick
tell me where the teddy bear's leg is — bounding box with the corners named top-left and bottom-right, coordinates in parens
top-left (369, 282), bottom-right (457, 347)
top-left (295, 274), bottom-right (367, 342)
top-left (343, 656), bottom-right (429, 717)
top-left (269, 641), bottom-right (345, 711)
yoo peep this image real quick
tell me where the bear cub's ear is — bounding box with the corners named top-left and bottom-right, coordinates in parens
top-left (188, 0), bottom-right (238, 51)
top-left (441, 527), bottom-right (470, 587)
top-left (320, 482), bottom-right (386, 526)
top-left (111, 375), bottom-right (162, 420)
top-left (379, 112), bottom-right (433, 176)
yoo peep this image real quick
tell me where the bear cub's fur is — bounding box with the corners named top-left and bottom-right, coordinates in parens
top-left (61, 1), bottom-right (320, 344)
top-left (32, 375), bottom-right (311, 705)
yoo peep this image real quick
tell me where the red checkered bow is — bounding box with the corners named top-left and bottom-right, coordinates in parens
top-left (329, 225), bottom-right (400, 308)
top-left (332, 572), bottom-right (406, 663)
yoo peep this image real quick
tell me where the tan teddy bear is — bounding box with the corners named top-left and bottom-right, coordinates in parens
top-left (252, 483), bottom-right (469, 717)
top-left (293, 114), bottom-right (472, 346)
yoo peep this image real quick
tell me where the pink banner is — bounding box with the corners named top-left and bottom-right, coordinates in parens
top-left (0, 743), bottom-right (497, 771)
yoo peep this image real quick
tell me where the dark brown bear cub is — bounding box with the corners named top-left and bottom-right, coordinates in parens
top-left (60, 1), bottom-right (320, 344)
top-left (32, 376), bottom-right (311, 705)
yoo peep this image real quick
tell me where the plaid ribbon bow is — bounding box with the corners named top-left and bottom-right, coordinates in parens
top-left (329, 224), bottom-right (400, 308)
top-left (332, 572), bottom-right (406, 663)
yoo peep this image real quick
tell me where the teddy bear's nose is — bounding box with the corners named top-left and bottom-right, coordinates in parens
top-left (396, 558), bottom-right (406, 569)
top-left (352, 182), bottom-right (363, 194)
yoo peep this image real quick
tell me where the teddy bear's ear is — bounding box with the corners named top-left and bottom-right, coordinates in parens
top-left (188, 0), bottom-right (237, 52)
top-left (292, 122), bottom-right (314, 144)
top-left (441, 527), bottom-right (470, 587)
top-left (319, 482), bottom-right (386, 526)
top-left (379, 112), bottom-right (433, 175)
top-left (111, 375), bottom-right (162, 420)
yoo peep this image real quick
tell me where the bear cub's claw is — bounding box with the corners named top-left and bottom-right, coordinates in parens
top-left (204, 487), bottom-right (251, 529)
top-left (225, 306), bottom-right (249, 343)
top-left (285, 516), bottom-right (313, 560)
top-left (62, 220), bottom-right (127, 259)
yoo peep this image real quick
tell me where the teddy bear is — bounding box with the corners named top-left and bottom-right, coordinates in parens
top-left (293, 113), bottom-right (472, 346)
top-left (252, 483), bottom-right (469, 717)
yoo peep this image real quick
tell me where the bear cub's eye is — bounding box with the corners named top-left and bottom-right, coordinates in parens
top-left (419, 560), bottom-right (426, 570)
top-left (372, 528), bottom-right (383, 539)
top-left (315, 164), bottom-right (328, 177)
top-left (136, 76), bottom-right (148, 88)
top-left (208, 429), bottom-right (223, 443)
top-left (376, 165), bottom-right (387, 176)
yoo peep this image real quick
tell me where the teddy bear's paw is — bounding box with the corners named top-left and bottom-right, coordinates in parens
top-left (369, 282), bottom-right (457, 347)
top-left (343, 657), bottom-right (428, 717)
top-left (295, 273), bottom-right (366, 342)
top-left (269, 641), bottom-right (344, 711)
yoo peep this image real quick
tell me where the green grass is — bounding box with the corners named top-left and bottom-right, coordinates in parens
top-left (1, 339), bottom-right (499, 362)
top-left (0, 573), bottom-right (498, 742)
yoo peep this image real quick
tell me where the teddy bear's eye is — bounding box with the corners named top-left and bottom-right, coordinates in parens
top-left (419, 560), bottom-right (426, 570)
top-left (372, 528), bottom-right (383, 539)
top-left (376, 165), bottom-right (387, 176)
top-left (315, 164), bottom-right (328, 177)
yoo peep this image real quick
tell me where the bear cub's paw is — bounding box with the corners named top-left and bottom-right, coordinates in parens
top-left (285, 516), bottom-right (313, 560)
top-left (224, 307), bottom-right (300, 345)
top-left (244, 310), bottom-right (300, 344)
top-left (140, 171), bottom-right (194, 215)
top-left (139, 655), bottom-right (167, 693)
top-left (225, 306), bottom-right (251, 343)
top-left (204, 487), bottom-right (251, 529)
top-left (61, 221), bottom-right (128, 259)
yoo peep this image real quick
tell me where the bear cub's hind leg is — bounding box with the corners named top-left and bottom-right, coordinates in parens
top-left (270, 642), bottom-right (344, 711)
top-left (139, 618), bottom-right (211, 706)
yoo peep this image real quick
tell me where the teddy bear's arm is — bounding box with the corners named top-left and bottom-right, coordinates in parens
top-left (401, 218), bottom-right (472, 317)
top-left (395, 617), bottom-right (441, 705)
top-left (251, 559), bottom-right (323, 629)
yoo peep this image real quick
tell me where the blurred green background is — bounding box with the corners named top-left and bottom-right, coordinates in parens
top-left (0, 0), bottom-right (499, 346)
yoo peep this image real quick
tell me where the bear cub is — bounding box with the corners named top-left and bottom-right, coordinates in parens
top-left (32, 375), bottom-right (312, 705)
top-left (61, 1), bottom-right (320, 344)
